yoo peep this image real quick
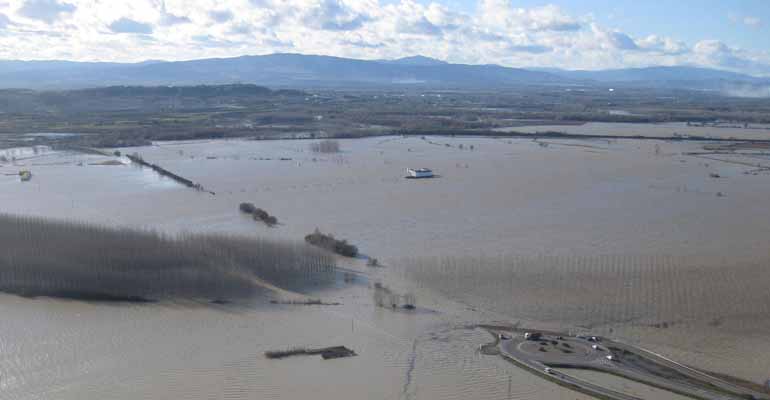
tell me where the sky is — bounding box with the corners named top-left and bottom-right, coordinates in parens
top-left (0, 0), bottom-right (768, 75)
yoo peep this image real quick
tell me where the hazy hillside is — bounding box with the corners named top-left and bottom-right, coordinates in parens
top-left (539, 66), bottom-right (764, 88)
top-left (0, 54), bottom-right (764, 90)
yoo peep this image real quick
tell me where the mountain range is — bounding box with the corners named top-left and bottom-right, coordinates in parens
top-left (0, 53), bottom-right (766, 90)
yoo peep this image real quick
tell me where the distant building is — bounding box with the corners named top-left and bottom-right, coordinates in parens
top-left (407, 168), bottom-right (434, 178)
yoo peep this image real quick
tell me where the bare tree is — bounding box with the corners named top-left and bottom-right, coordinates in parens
top-left (310, 139), bottom-right (341, 154)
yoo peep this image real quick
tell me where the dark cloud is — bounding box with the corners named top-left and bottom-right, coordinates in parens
top-left (541, 21), bottom-right (580, 32)
top-left (192, 34), bottom-right (240, 48)
top-left (109, 18), bottom-right (153, 34)
top-left (397, 17), bottom-right (442, 36)
top-left (229, 23), bottom-right (253, 35)
top-left (340, 39), bottom-right (384, 49)
top-left (155, 0), bottom-right (190, 25)
top-left (209, 10), bottom-right (234, 24)
top-left (18, 0), bottom-right (75, 24)
top-left (303, 0), bottom-right (369, 31)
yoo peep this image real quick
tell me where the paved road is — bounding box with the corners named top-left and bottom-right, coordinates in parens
top-left (496, 331), bottom-right (768, 400)
top-left (609, 339), bottom-right (769, 400)
top-left (498, 338), bottom-right (642, 400)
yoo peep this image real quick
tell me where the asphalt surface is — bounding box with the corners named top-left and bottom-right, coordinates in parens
top-left (495, 331), bottom-right (768, 400)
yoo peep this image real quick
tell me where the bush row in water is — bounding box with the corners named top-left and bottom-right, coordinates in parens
top-left (0, 214), bottom-right (335, 302)
top-left (239, 203), bottom-right (278, 226)
top-left (304, 229), bottom-right (358, 258)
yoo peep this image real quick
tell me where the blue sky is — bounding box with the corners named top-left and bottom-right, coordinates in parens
top-left (0, 0), bottom-right (768, 75)
top-left (400, 0), bottom-right (768, 51)
top-left (523, 0), bottom-right (767, 51)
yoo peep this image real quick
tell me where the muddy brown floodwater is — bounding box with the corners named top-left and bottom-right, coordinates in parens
top-left (1, 135), bottom-right (770, 399)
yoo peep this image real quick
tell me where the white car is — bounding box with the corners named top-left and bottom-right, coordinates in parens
top-left (544, 367), bottom-right (554, 374)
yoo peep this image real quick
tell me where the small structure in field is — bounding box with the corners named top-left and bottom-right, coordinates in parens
top-left (19, 170), bottom-right (32, 182)
top-left (406, 168), bottom-right (434, 179)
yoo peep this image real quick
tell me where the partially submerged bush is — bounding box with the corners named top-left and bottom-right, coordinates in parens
top-left (304, 228), bottom-right (358, 257)
top-left (239, 203), bottom-right (278, 226)
top-left (239, 202), bottom-right (257, 214)
top-left (258, 213), bottom-right (278, 226)
top-left (252, 208), bottom-right (278, 226)
top-left (0, 214), bottom-right (335, 302)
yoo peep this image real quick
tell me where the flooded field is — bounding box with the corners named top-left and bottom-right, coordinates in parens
top-left (2, 135), bottom-right (770, 398)
top-left (496, 121), bottom-right (770, 140)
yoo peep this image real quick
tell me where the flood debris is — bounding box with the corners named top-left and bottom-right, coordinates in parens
top-left (269, 299), bottom-right (341, 306)
top-left (265, 346), bottom-right (356, 360)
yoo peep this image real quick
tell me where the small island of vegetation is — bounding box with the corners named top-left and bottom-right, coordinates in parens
top-left (304, 228), bottom-right (358, 257)
top-left (239, 202), bottom-right (278, 226)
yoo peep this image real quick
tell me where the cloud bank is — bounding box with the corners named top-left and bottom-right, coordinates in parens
top-left (0, 0), bottom-right (766, 75)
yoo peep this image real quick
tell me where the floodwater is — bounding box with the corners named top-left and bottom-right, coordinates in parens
top-left (495, 121), bottom-right (770, 140)
top-left (1, 135), bottom-right (770, 398)
top-left (563, 369), bottom-right (694, 400)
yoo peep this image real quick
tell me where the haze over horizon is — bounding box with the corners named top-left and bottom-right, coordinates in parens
top-left (0, 0), bottom-right (768, 76)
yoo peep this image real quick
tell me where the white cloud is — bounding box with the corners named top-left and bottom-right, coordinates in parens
top-left (156, 0), bottom-right (190, 26)
top-left (729, 12), bottom-right (763, 28)
top-left (299, 0), bottom-right (369, 31)
top-left (637, 35), bottom-right (688, 55)
top-left (478, 1), bottom-right (580, 33)
top-left (0, 0), bottom-right (765, 76)
top-left (693, 39), bottom-right (770, 75)
top-left (743, 16), bottom-right (762, 28)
